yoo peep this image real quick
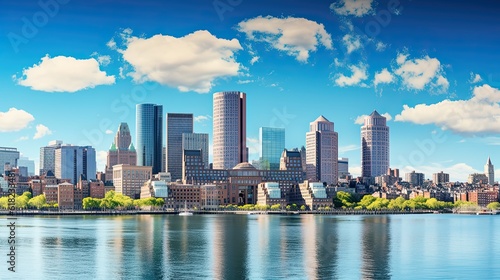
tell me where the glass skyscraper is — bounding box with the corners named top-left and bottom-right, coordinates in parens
top-left (0, 147), bottom-right (20, 175)
top-left (55, 145), bottom-right (96, 184)
top-left (259, 127), bottom-right (285, 170)
top-left (166, 113), bottom-right (193, 181)
top-left (136, 104), bottom-right (163, 174)
top-left (361, 110), bottom-right (389, 178)
top-left (182, 133), bottom-right (209, 169)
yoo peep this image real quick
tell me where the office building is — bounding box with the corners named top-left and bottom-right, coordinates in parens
top-left (484, 157), bottom-right (494, 185)
top-left (0, 147), bottom-right (20, 175)
top-left (405, 171), bottom-right (425, 186)
top-left (433, 171), bottom-right (449, 185)
top-left (182, 133), bottom-right (209, 169)
top-left (306, 116), bottom-right (338, 185)
top-left (55, 145), bottom-right (96, 184)
top-left (113, 164), bottom-right (152, 199)
top-left (17, 156), bottom-right (35, 176)
top-left (212, 91), bottom-right (247, 169)
top-left (136, 104), bottom-right (163, 174)
top-left (259, 127), bottom-right (285, 170)
top-left (338, 158), bottom-right (349, 179)
top-left (105, 123), bottom-right (137, 182)
top-left (361, 110), bottom-right (390, 178)
top-left (40, 140), bottom-right (62, 175)
top-left (166, 113), bottom-right (193, 180)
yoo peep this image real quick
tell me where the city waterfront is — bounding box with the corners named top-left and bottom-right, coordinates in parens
top-left (1, 214), bottom-right (499, 279)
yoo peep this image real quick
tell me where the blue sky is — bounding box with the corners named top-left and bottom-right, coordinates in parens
top-left (1, 0), bottom-right (500, 182)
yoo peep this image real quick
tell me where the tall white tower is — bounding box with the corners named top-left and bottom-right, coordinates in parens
top-left (361, 110), bottom-right (390, 178)
top-left (484, 157), bottom-right (494, 185)
top-left (306, 115), bottom-right (338, 185)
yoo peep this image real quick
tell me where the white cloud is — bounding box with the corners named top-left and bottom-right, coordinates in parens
top-left (194, 115), bottom-right (211, 122)
top-left (339, 144), bottom-right (359, 153)
top-left (250, 56), bottom-right (260, 65)
top-left (374, 68), bottom-right (394, 87)
top-left (96, 150), bottom-right (107, 172)
top-left (331, 0), bottom-right (375, 17)
top-left (400, 163), bottom-right (479, 183)
top-left (33, 124), bottom-right (52, 139)
top-left (376, 41), bottom-right (387, 52)
top-left (237, 80), bottom-right (253, 84)
top-left (393, 52), bottom-right (449, 92)
top-left (97, 55), bottom-right (111, 66)
top-left (237, 16), bottom-right (332, 62)
top-left (342, 34), bottom-right (362, 54)
top-left (334, 63), bottom-right (368, 87)
top-left (349, 165), bottom-right (361, 177)
top-left (395, 84), bottom-right (500, 134)
top-left (470, 72), bottom-right (482, 84)
top-left (355, 112), bottom-right (392, 125)
top-left (333, 58), bottom-right (343, 67)
top-left (105, 129), bottom-right (113, 134)
top-left (16, 136), bottom-right (29, 142)
top-left (16, 55), bottom-right (115, 92)
top-left (0, 108), bottom-right (35, 132)
top-left (116, 29), bottom-right (242, 93)
top-left (247, 137), bottom-right (260, 155)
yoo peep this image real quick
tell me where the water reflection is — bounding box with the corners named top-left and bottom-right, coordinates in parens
top-left (361, 216), bottom-right (391, 280)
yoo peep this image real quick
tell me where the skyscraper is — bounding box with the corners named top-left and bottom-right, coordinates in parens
top-left (361, 110), bottom-right (390, 178)
top-left (306, 116), bottom-right (338, 185)
top-left (17, 156), bottom-right (35, 176)
top-left (182, 133), bottom-right (209, 169)
top-left (213, 91), bottom-right (247, 170)
top-left (40, 140), bottom-right (62, 175)
top-left (55, 145), bottom-right (96, 184)
top-left (105, 123), bottom-right (137, 182)
top-left (484, 157), bottom-right (494, 185)
top-left (338, 158), bottom-right (349, 179)
top-left (0, 147), bottom-right (20, 175)
top-left (166, 113), bottom-right (193, 180)
top-left (136, 104), bottom-right (163, 174)
top-left (259, 127), bottom-right (285, 170)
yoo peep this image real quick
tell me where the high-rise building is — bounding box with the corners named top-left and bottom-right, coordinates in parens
top-left (113, 164), bottom-right (152, 199)
top-left (166, 113), bottom-right (193, 180)
top-left (306, 116), bottom-right (338, 185)
top-left (136, 104), bottom-right (163, 174)
top-left (40, 140), bottom-right (62, 176)
top-left (259, 127), bottom-right (285, 170)
top-left (338, 158), bottom-right (349, 179)
top-left (55, 145), bottom-right (96, 184)
top-left (361, 110), bottom-right (390, 178)
top-left (182, 133), bottom-right (209, 169)
top-left (433, 171), bottom-right (449, 185)
top-left (213, 91), bottom-right (247, 169)
top-left (17, 156), bottom-right (35, 176)
top-left (105, 123), bottom-right (137, 182)
top-left (0, 147), bottom-right (20, 175)
top-left (405, 171), bottom-right (424, 186)
top-left (484, 157), bottom-right (494, 185)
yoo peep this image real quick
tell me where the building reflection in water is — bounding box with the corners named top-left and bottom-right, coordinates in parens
top-left (301, 215), bottom-right (338, 279)
top-left (361, 216), bottom-right (391, 280)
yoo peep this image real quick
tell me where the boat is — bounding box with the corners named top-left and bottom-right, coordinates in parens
top-left (179, 201), bottom-right (193, 216)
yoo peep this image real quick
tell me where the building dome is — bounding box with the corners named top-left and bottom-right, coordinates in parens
top-left (232, 162), bottom-right (257, 170)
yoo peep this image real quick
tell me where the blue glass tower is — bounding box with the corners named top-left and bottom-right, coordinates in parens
top-left (136, 104), bottom-right (163, 174)
top-left (259, 127), bottom-right (285, 170)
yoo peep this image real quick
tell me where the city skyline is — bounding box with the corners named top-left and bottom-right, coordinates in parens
top-left (1, 0), bottom-right (500, 182)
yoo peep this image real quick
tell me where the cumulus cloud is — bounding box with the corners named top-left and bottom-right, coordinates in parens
top-left (393, 52), bottom-right (449, 92)
top-left (395, 84), bottom-right (500, 134)
top-left (194, 115), bottom-right (211, 122)
top-left (237, 16), bottom-right (333, 62)
top-left (33, 124), bottom-right (52, 139)
top-left (342, 34), bottom-right (362, 54)
top-left (116, 29), bottom-right (243, 93)
top-left (331, 0), bottom-right (375, 17)
top-left (470, 72), bottom-right (482, 84)
top-left (376, 41), bottom-right (387, 52)
top-left (15, 55), bottom-right (115, 92)
top-left (374, 68), bottom-right (394, 88)
top-left (105, 129), bottom-right (113, 134)
top-left (250, 56), bottom-right (260, 65)
top-left (334, 63), bottom-right (368, 87)
top-left (96, 150), bottom-right (108, 172)
top-left (355, 112), bottom-right (392, 124)
top-left (0, 108), bottom-right (35, 132)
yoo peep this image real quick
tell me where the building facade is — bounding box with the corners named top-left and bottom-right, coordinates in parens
top-left (433, 171), bottom-right (450, 185)
top-left (259, 127), bottom-right (285, 170)
top-left (338, 158), bottom-right (349, 180)
top-left (484, 157), bottom-right (494, 185)
top-left (136, 104), bottom-right (163, 174)
top-left (182, 133), bottom-right (209, 169)
top-left (361, 110), bottom-right (390, 179)
top-left (39, 140), bottom-right (62, 176)
top-left (212, 91), bottom-right (247, 170)
top-left (17, 156), bottom-right (35, 176)
top-left (113, 164), bottom-right (152, 199)
top-left (105, 123), bottom-right (137, 182)
top-left (306, 116), bottom-right (338, 185)
top-left (166, 113), bottom-right (193, 181)
top-left (405, 171), bottom-right (425, 186)
top-left (0, 147), bottom-right (20, 175)
top-left (55, 145), bottom-right (96, 184)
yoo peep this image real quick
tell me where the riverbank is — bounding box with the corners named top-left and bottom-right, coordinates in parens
top-left (0, 209), bottom-right (440, 216)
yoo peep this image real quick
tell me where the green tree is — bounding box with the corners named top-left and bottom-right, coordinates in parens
top-left (15, 194), bottom-right (29, 209)
top-left (22, 191), bottom-right (32, 199)
top-left (28, 194), bottom-right (46, 209)
top-left (83, 197), bottom-right (101, 210)
top-left (358, 195), bottom-right (376, 209)
top-left (270, 204), bottom-right (281, 211)
top-left (300, 205), bottom-right (306, 211)
top-left (0, 196), bottom-right (8, 209)
top-left (388, 196), bottom-right (406, 210)
top-left (487, 202), bottom-right (500, 210)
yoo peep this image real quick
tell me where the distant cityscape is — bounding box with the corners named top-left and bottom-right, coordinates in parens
top-left (1, 91), bottom-right (498, 210)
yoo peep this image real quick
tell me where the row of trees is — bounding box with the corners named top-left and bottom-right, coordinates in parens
top-left (82, 191), bottom-right (164, 210)
top-left (0, 192), bottom-right (58, 210)
top-left (219, 203), bottom-right (308, 211)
